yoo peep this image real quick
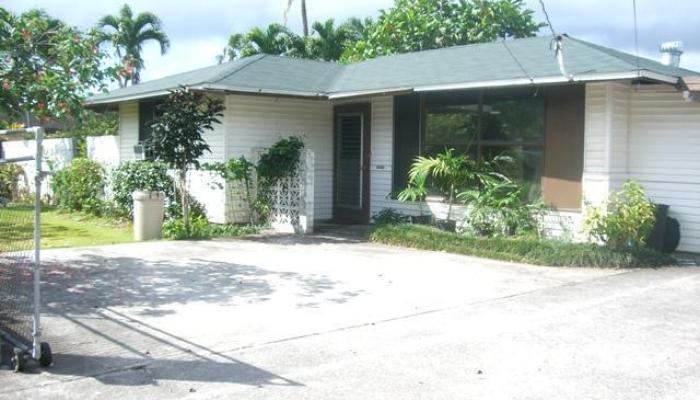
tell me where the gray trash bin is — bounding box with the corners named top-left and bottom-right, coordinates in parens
top-left (132, 191), bottom-right (165, 241)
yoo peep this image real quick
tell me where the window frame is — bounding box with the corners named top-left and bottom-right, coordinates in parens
top-left (419, 89), bottom-right (547, 185)
top-left (138, 98), bottom-right (165, 160)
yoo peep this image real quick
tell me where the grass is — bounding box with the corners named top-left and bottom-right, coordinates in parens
top-left (0, 204), bottom-right (133, 251)
top-left (369, 224), bottom-right (676, 268)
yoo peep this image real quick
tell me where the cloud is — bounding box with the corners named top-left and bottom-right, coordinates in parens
top-left (4, 0), bottom-right (700, 79)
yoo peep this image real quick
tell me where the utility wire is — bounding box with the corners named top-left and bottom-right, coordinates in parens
top-left (632, 0), bottom-right (641, 79)
top-left (538, 0), bottom-right (573, 81)
top-left (539, 0), bottom-right (557, 38)
top-left (502, 40), bottom-right (534, 84)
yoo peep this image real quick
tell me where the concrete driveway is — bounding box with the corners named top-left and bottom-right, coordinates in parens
top-left (1, 231), bottom-right (699, 399)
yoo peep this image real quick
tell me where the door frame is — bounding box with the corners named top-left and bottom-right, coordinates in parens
top-left (333, 103), bottom-right (371, 224)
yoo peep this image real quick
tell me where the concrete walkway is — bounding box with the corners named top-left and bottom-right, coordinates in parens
top-left (1, 233), bottom-right (699, 399)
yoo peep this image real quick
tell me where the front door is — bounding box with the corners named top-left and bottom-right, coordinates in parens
top-left (334, 104), bottom-right (371, 224)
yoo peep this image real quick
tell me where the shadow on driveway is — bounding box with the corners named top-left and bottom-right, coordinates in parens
top-left (42, 254), bottom-right (353, 316)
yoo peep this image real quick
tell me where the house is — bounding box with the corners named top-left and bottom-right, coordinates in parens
top-left (85, 36), bottom-right (700, 252)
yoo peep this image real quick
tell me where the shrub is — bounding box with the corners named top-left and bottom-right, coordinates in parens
top-left (256, 136), bottom-right (305, 185)
top-left (163, 215), bottom-right (261, 240)
top-left (111, 161), bottom-right (175, 217)
top-left (372, 208), bottom-right (410, 225)
top-left (52, 158), bottom-right (104, 215)
top-left (583, 181), bottom-right (656, 249)
top-left (163, 215), bottom-right (211, 240)
top-left (208, 223), bottom-right (261, 237)
top-left (111, 161), bottom-right (206, 219)
top-left (0, 164), bottom-right (25, 201)
top-left (203, 156), bottom-right (256, 223)
top-left (458, 178), bottom-right (546, 237)
top-left (369, 224), bottom-right (675, 269)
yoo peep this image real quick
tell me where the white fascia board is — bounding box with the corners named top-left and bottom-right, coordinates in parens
top-left (84, 90), bottom-right (174, 106)
top-left (412, 71), bottom-right (679, 93)
top-left (199, 84), bottom-right (325, 98)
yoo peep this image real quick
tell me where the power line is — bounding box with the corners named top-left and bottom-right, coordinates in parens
top-left (502, 40), bottom-right (534, 84)
top-left (632, 0), bottom-right (641, 79)
top-left (538, 0), bottom-right (573, 81)
top-left (538, 0), bottom-right (556, 38)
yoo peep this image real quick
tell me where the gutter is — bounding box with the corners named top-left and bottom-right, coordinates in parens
top-left (327, 71), bottom-right (679, 98)
top-left (195, 84), bottom-right (326, 99)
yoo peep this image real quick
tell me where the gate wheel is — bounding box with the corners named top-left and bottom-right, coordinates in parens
top-left (11, 348), bottom-right (25, 373)
top-left (39, 342), bottom-right (52, 367)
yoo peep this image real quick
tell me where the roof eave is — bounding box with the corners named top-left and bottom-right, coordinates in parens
top-left (197, 84), bottom-right (327, 99)
top-left (85, 69), bottom-right (682, 107)
top-left (412, 71), bottom-right (678, 93)
top-left (84, 84), bottom-right (327, 107)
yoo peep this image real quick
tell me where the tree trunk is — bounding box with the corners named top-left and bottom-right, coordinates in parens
top-left (301, 0), bottom-right (309, 37)
top-left (180, 169), bottom-right (189, 232)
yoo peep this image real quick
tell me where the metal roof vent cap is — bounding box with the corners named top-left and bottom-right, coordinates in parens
top-left (660, 41), bottom-right (684, 67)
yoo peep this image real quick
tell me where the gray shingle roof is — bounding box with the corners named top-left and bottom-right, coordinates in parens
top-left (86, 35), bottom-right (699, 105)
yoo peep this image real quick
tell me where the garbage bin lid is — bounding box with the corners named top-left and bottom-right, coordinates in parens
top-left (132, 190), bottom-right (166, 201)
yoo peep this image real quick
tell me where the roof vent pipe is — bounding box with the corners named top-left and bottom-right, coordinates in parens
top-left (660, 41), bottom-right (683, 67)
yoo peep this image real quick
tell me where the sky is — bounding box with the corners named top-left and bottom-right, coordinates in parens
top-left (5, 0), bottom-right (700, 83)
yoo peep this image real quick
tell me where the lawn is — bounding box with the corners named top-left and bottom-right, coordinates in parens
top-left (0, 205), bottom-right (132, 251)
top-left (369, 223), bottom-right (676, 268)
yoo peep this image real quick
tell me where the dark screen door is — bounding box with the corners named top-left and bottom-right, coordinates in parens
top-left (334, 104), bottom-right (370, 224)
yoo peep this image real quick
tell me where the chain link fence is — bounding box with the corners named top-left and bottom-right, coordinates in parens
top-left (0, 203), bottom-right (35, 346)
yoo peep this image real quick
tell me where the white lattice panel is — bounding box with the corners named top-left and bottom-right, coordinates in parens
top-left (267, 149), bottom-right (314, 234)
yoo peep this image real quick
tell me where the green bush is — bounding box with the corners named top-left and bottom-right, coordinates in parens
top-left (110, 161), bottom-right (206, 219)
top-left (111, 161), bottom-right (175, 217)
top-left (256, 136), bottom-right (305, 185)
top-left (52, 158), bottom-right (104, 215)
top-left (163, 215), bottom-right (261, 240)
top-left (458, 178), bottom-right (546, 237)
top-left (208, 223), bottom-right (261, 237)
top-left (369, 224), bottom-right (675, 269)
top-left (583, 181), bottom-right (656, 249)
top-left (0, 164), bottom-right (25, 201)
top-left (163, 215), bottom-right (211, 240)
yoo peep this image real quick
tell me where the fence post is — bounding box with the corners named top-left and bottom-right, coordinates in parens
top-left (301, 149), bottom-right (315, 234)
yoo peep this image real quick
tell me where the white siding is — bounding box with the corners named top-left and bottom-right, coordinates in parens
top-left (117, 98), bottom-right (228, 222)
top-left (118, 102), bottom-right (139, 161)
top-left (226, 94), bottom-right (333, 220)
top-left (582, 82), bottom-right (631, 206)
top-left (581, 82), bottom-right (700, 252)
top-left (628, 85), bottom-right (700, 252)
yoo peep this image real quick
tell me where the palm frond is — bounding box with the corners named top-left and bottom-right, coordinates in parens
top-left (136, 28), bottom-right (170, 54)
top-left (133, 11), bottom-right (163, 33)
top-left (96, 14), bottom-right (120, 30)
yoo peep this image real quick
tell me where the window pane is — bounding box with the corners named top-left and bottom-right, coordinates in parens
top-left (393, 94), bottom-right (421, 191)
top-left (482, 145), bottom-right (543, 199)
top-left (482, 89), bottom-right (544, 142)
top-left (424, 92), bottom-right (480, 157)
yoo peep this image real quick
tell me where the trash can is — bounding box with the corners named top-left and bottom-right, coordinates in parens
top-left (132, 191), bottom-right (165, 241)
top-left (647, 204), bottom-right (669, 252)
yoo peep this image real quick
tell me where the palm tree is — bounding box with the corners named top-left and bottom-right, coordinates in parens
top-left (284, 0), bottom-right (309, 37)
top-left (343, 17), bottom-right (373, 41)
top-left (308, 19), bottom-right (349, 61)
top-left (96, 4), bottom-right (170, 87)
top-left (224, 24), bottom-right (305, 61)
